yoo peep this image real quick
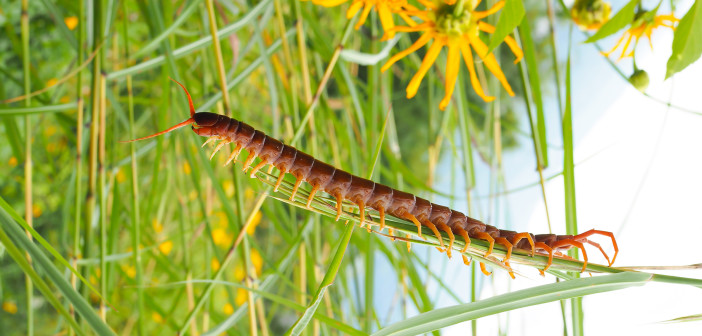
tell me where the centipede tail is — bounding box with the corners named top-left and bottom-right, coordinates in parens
top-left (126, 80), bottom-right (621, 279)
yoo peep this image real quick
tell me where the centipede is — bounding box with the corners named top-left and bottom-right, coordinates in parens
top-left (126, 78), bottom-right (619, 277)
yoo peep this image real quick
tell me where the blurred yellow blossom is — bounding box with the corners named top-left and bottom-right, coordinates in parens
top-left (64, 16), bottom-right (79, 30)
top-left (46, 78), bottom-right (58, 88)
top-left (152, 312), bottom-right (163, 323)
top-left (244, 187), bottom-right (254, 200)
top-left (32, 203), bottom-right (42, 218)
top-left (246, 211), bottom-right (262, 235)
top-left (235, 288), bottom-right (248, 306)
top-left (224, 180), bottom-right (234, 197)
top-left (603, 12), bottom-right (678, 61)
top-left (183, 161), bottom-right (191, 175)
top-left (2, 301), bottom-right (18, 314)
top-left (211, 257), bottom-right (221, 271)
top-left (9, 157), bottom-right (18, 167)
top-left (250, 249), bottom-right (263, 275)
top-left (234, 264), bottom-right (245, 281)
top-left (223, 303), bottom-right (234, 315)
top-left (152, 219), bottom-right (163, 233)
top-left (188, 190), bottom-right (198, 201)
top-left (212, 228), bottom-right (233, 247)
top-left (159, 240), bottom-right (174, 255)
top-left (116, 168), bottom-right (126, 183)
top-left (122, 265), bottom-right (137, 278)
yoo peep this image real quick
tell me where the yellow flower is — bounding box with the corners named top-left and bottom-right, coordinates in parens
top-left (234, 264), bottom-right (245, 281)
top-left (159, 240), bottom-right (174, 255)
top-left (211, 257), bottom-right (221, 271)
top-left (152, 218), bottom-right (163, 233)
top-left (603, 12), bottom-right (678, 61)
top-left (571, 0), bottom-right (611, 31)
top-left (64, 16), bottom-right (79, 30)
top-left (234, 288), bottom-right (248, 306)
top-left (2, 301), bottom-right (18, 314)
top-left (212, 228), bottom-right (233, 247)
top-left (223, 303), bottom-right (234, 315)
top-left (32, 203), bottom-right (42, 218)
top-left (116, 168), bottom-right (127, 184)
top-left (9, 157), bottom-right (18, 167)
top-left (224, 180), bottom-right (234, 197)
top-left (382, 0), bottom-right (522, 109)
top-left (183, 161), bottom-right (191, 175)
top-left (246, 211), bottom-right (262, 235)
top-left (310, 0), bottom-right (416, 38)
top-left (152, 312), bottom-right (163, 323)
top-left (46, 78), bottom-right (58, 88)
top-left (250, 249), bottom-right (263, 275)
top-left (122, 265), bottom-right (137, 278)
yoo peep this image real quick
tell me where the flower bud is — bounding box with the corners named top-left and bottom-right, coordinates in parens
top-left (628, 70), bottom-right (649, 92)
top-left (571, 0), bottom-right (612, 31)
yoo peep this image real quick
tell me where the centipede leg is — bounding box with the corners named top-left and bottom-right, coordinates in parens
top-left (405, 214), bottom-right (424, 240)
top-left (406, 234), bottom-right (412, 252)
top-left (462, 255), bottom-right (472, 266)
top-left (479, 262), bottom-right (492, 276)
top-left (584, 239), bottom-right (611, 266)
top-left (305, 185), bottom-right (320, 209)
top-left (356, 201), bottom-right (370, 232)
top-left (420, 219), bottom-right (445, 250)
top-left (494, 237), bottom-right (513, 264)
top-left (289, 177), bottom-right (303, 201)
top-left (535, 242), bottom-right (553, 275)
top-left (210, 140), bottom-right (228, 160)
top-left (388, 228), bottom-right (396, 241)
top-left (334, 193), bottom-right (343, 221)
top-left (242, 151), bottom-right (257, 172)
top-left (574, 229), bottom-right (618, 266)
top-left (249, 160), bottom-right (268, 178)
top-left (456, 227), bottom-right (470, 253)
top-left (274, 169), bottom-right (286, 192)
top-left (436, 223), bottom-right (454, 258)
top-left (225, 143), bottom-right (243, 166)
top-left (512, 232), bottom-right (535, 257)
top-left (202, 137), bottom-right (218, 148)
top-left (552, 239), bottom-right (589, 272)
top-left (474, 232), bottom-right (495, 258)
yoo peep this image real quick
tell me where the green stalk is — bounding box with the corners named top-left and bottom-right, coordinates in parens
top-left (204, 0), bottom-right (231, 114)
top-left (20, 1), bottom-right (34, 334)
top-left (71, 0), bottom-right (86, 332)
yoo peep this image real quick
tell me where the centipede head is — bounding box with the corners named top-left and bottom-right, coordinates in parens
top-left (121, 78), bottom-right (217, 142)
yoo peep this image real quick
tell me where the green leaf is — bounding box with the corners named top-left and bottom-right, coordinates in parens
top-left (585, 0), bottom-right (640, 43)
top-left (487, 0), bottom-right (525, 53)
top-left (372, 272), bottom-right (652, 336)
top-left (666, 0), bottom-right (702, 78)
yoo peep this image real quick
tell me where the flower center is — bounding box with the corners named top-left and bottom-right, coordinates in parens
top-left (434, 2), bottom-right (476, 37)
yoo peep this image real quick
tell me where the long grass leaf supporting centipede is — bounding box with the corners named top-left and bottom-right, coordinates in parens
top-left (125, 79), bottom-right (619, 277)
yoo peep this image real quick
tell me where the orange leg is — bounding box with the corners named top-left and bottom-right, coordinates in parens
top-left (356, 201), bottom-right (370, 232)
top-left (405, 214), bottom-right (424, 239)
top-left (535, 242), bottom-right (554, 275)
top-left (419, 219), bottom-right (445, 250)
top-left (334, 193), bottom-right (344, 221)
top-left (462, 255), bottom-right (472, 266)
top-left (479, 262), bottom-right (492, 276)
top-left (274, 168), bottom-right (286, 192)
top-left (388, 227), bottom-right (395, 241)
top-left (512, 232), bottom-right (535, 256)
top-left (552, 239), bottom-right (588, 272)
top-left (574, 229), bottom-right (618, 266)
top-left (249, 160), bottom-right (267, 178)
top-left (210, 140), bottom-right (228, 160)
top-left (436, 223), bottom-right (455, 258)
top-left (305, 185), bottom-right (320, 209)
top-left (289, 177), bottom-right (303, 201)
top-left (378, 206), bottom-right (386, 232)
top-left (406, 234), bottom-right (412, 252)
top-left (495, 237), bottom-right (513, 264)
top-left (242, 151), bottom-right (257, 172)
top-left (456, 227), bottom-right (470, 253)
top-left (225, 143), bottom-right (243, 166)
top-left (583, 239), bottom-right (611, 266)
top-left (474, 232), bottom-right (495, 258)
top-left (202, 136), bottom-right (219, 148)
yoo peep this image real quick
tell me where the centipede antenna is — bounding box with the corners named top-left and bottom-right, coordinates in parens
top-left (120, 118), bottom-right (194, 142)
top-left (169, 77), bottom-right (195, 117)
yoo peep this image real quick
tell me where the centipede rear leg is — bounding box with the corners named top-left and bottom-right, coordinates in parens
top-left (574, 229), bottom-right (618, 266)
top-left (225, 143), bottom-right (243, 166)
top-left (435, 222), bottom-right (454, 258)
top-left (551, 239), bottom-right (589, 272)
top-left (535, 242), bottom-right (554, 275)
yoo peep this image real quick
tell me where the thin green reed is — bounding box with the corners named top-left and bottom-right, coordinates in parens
top-left (20, 0), bottom-right (34, 333)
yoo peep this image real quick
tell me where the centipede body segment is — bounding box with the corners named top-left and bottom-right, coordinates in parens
top-left (125, 79), bottom-right (620, 276)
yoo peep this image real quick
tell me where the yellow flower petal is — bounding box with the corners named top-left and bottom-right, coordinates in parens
top-left (223, 303), bottom-right (234, 315)
top-left (468, 34), bottom-right (514, 96)
top-left (355, 2), bottom-right (374, 30)
top-left (64, 16), bottom-right (78, 30)
top-left (235, 288), bottom-right (248, 306)
top-left (377, 4), bottom-right (395, 38)
top-left (159, 240), bottom-right (174, 255)
top-left (406, 39), bottom-right (444, 98)
top-left (346, 0), bottom-right (364, 19)
top-left (382, 31), bottom-right (433, 72)
top-left (211, 257), bottom-right (221, 271)
top-left (439, 40), bottom-right (461, 110)
top-left (2, 302), bottom-right (18, 314)
top-left (459, 42), bottom-right (494, 102)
